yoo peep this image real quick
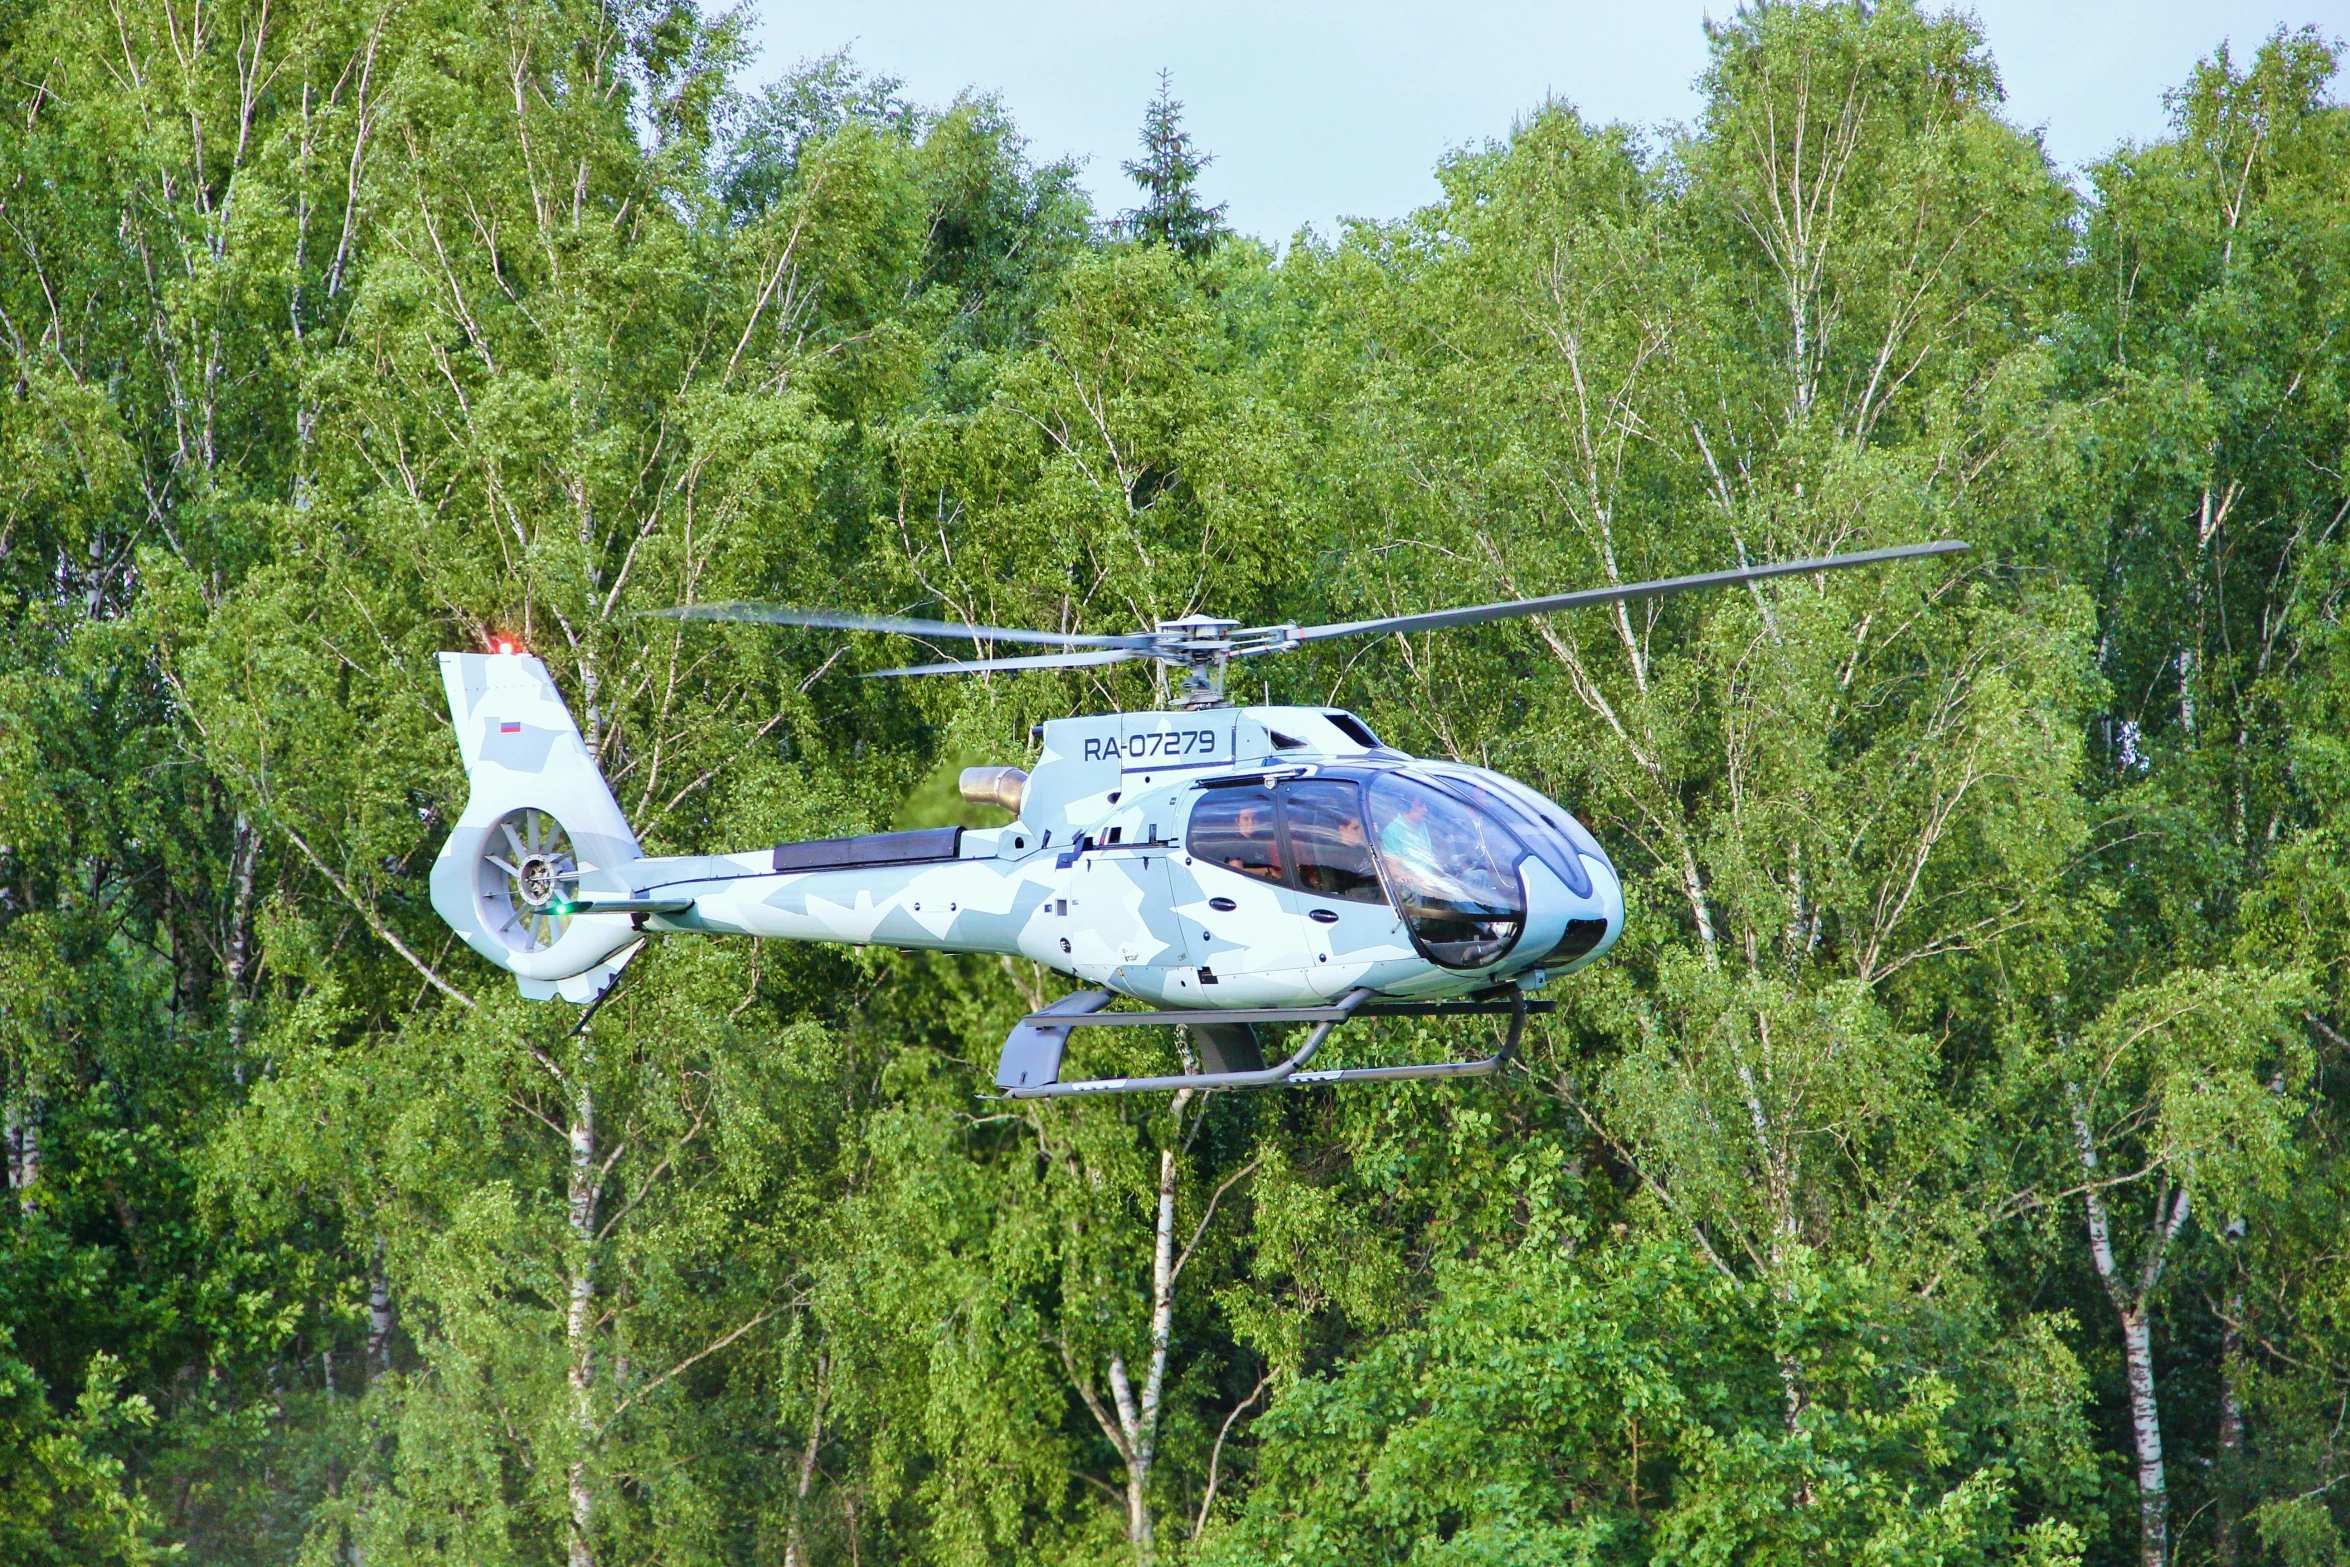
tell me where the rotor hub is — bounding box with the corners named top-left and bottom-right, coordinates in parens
top-left (1151, 616), bottom-right (1299, 708)
top-left (517, 853), bottom-right (565, 909)
top-left (479, 808), bottom-right (582, 953)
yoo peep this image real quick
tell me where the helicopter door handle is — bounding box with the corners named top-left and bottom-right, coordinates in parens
top-left (1208, 897), bottom-right (1237, 912)
top-left (1308, 909), bottom-right (1340, 924)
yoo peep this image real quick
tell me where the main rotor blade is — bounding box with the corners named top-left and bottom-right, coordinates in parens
top-left (1292, 540), bottom-right (1970, 644)
top-left (642, 602), bottom-right (1153, 649)
top-left (865, 648), bottom-right (1153, 678)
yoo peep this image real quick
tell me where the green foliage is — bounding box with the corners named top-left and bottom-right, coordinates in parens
top-left (1212, 1231), bottom-right (2091, 1567)
top-left (0, 1340), bottom-right (166, 1566)
top-left (0, 2), bottom-right (2346, 1564)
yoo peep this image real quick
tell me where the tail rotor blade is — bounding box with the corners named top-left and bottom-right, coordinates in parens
top-left (1293, 540), bottom-right (1970, 644)
top-left (641, 602), bottom-right (1153, 650)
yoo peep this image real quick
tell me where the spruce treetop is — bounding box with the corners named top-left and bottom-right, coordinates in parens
top-left (1120, 69), bottom-right (1228, 257)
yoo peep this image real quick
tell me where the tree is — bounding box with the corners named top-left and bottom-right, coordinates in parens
top-left (2042, 969), bottom-right (2309, 1567)
top-left (1121, 72), bottom-right (1229, 258)
top-left (3, 0), bottom-right (2349, 1560)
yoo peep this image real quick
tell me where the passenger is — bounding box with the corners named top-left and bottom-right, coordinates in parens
top-left (1229, 802), bottom-right (1280, 878)
top-left (1319, 812), bottom-right (1382, 898)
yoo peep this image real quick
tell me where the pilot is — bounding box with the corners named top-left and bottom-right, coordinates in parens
top-left (1377, 793), bottom-right (1440, 881)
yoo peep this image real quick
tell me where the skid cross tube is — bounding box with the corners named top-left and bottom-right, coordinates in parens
top-left (1361, 997), bottom-right (1550, 1021)
top-left (1000, 986), bottom-right (1532, 1098)
top-left (1286, 987), bottom-right (1526, 1087)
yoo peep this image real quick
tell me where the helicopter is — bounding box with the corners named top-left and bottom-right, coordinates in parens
top-left (427, 540), bottom-right (1967, 1097)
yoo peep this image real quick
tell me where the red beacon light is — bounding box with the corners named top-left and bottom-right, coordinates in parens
top-left (492, 635), bottom-right (524, 656)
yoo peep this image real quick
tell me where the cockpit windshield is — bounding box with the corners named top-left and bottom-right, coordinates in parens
top-left (1426, 769), bottom-right (1594, 899)
top-left (1364, 772), bottom-right (1525, 968)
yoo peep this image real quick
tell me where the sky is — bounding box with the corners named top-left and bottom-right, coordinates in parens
top-left (741, 1), bottom-right (2344, 244)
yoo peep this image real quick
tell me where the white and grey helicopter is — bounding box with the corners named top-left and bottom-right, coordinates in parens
top-left (428, 541), bottom-right (1966, 1096)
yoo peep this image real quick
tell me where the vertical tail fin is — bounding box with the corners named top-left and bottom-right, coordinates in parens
top-left (429, 652), bottom-right (647, 1002)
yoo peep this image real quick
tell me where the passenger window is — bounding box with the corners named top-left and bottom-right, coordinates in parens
top-left (1281, 780), bottom-right (1387, 905)
top-left (1187, 787), bottom-right (1284, 885)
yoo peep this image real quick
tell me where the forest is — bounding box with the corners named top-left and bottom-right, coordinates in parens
top-left (0, 0), bottom-right (2346, 1562)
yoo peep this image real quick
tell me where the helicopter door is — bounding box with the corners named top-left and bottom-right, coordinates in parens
top-left (1067, 847), bottom-right (1187, 989)
top-left (1180, 784), bottom-right (1314, 996)
top-left (1279, 779), bottom-right (1413, 997)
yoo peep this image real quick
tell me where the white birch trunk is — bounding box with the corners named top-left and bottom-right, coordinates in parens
top-left (1107, 1143), bottom-right (1181, 1551)
top-left (1055, 1090), bottom-right (1226, 1561)
top-left (2071, 1087), bottom-right (2183, 1567)
top-left (2213, 1206), bottom-right (2249, 1564)
top-left (226, 811), bottom-right (259, 1063)
top-left (350, 1235), bottom-right (390, 1567)
top-left (2118, 1304), bottom-right (2168, 1567)
top-left (7, 1093), bottom-right (36, 1217)
top-left (784, 1354), bottom-right (828, 1567)
top-left (2215, 1296), bottom-right (2243, 1567)
top-left (567, 1077), bottom-right (598, 1567)
top-left (367, 1246), bottom-right (394, 1377)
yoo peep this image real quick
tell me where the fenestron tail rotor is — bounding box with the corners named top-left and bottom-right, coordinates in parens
top-left (480, 806), bottom-right (581, 954)
top-left (647, 540), bottom-right (1970, 708)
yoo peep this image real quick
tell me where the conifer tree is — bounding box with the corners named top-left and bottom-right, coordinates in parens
top-left (1120, 70), bottom-right (1227, 256)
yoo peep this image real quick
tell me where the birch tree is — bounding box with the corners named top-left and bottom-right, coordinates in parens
top-left (2049, 968), bottom-right (2307, 1567)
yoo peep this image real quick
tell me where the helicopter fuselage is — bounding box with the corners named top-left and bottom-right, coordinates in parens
top-left (472, 542), bottom-right (1961, 1013)
top-left (576, 706), bottom-right (1620, 1009)
top-left (427, 653), bottom-right (1621, 1011)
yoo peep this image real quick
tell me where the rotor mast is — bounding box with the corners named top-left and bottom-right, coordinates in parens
top-left (1151, 614), bottom-right (1296, 708)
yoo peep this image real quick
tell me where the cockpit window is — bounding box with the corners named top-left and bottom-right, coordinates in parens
top-left (1365, 773), bottom-right (1526, 968)
top-left (1280, 780), bottom-right (1387, 904)
top-left (1431, 770), bottom-right (1594, 899)
top-left (1188, 786), bottom-right (1284, 884)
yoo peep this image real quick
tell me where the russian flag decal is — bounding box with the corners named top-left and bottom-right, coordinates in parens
top-left (500, 721), bottom-right (522, 734)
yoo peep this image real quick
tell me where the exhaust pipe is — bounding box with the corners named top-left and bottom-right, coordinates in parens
top-left (959, 765), bottom-right (1028, 815)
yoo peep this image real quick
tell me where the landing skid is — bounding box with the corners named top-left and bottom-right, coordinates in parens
top-left (993, 986), bottom-right (1547, 1098)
